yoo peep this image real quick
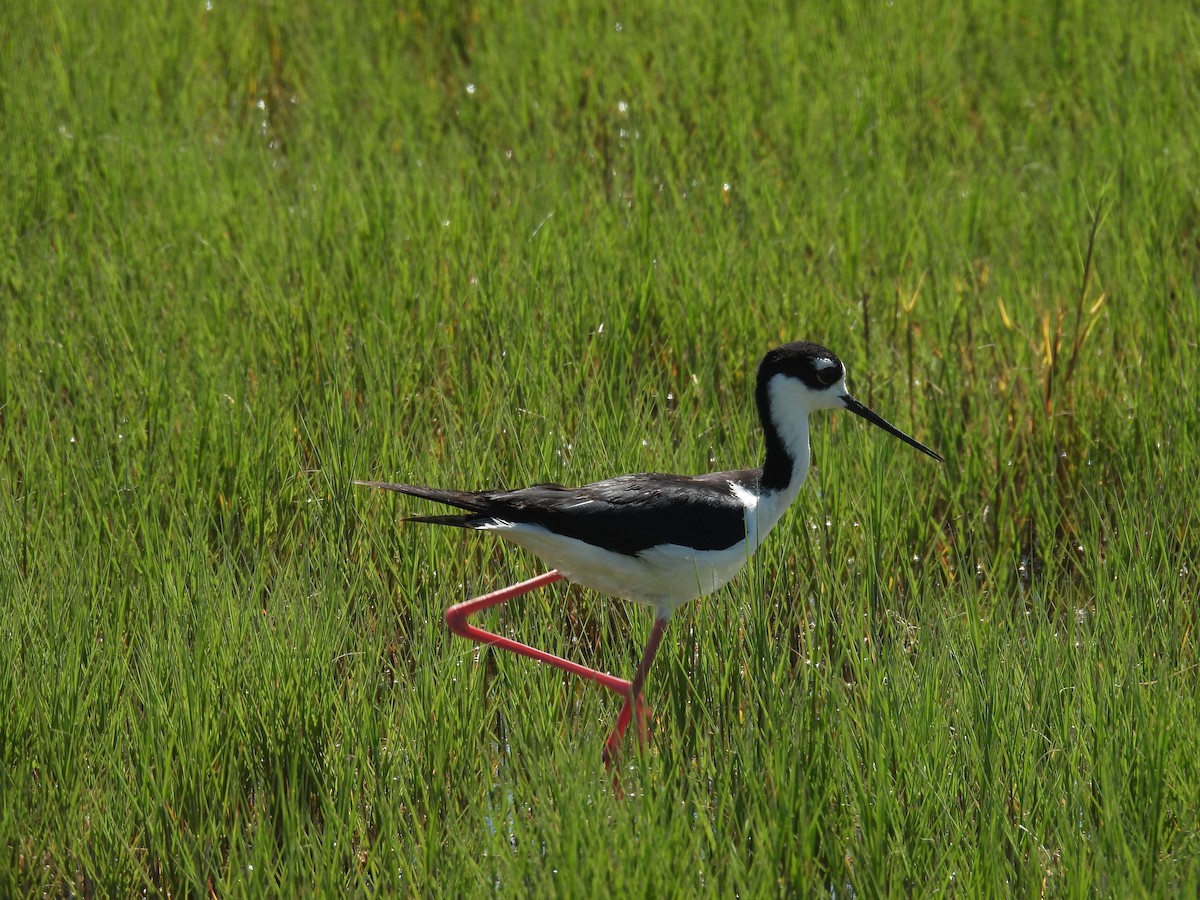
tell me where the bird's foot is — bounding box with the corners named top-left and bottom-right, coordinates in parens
top-left (601, 691), bottom-right (651, 799)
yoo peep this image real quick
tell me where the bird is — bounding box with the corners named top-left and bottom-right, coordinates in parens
top-left (357, 341), bottom-right (942, 778)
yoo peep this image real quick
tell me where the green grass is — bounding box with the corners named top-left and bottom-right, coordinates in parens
top-left (3, 0), bottom-right (1199, 894)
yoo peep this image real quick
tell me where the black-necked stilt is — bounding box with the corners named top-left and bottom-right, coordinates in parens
top-left (358, 341), bottom-right (941, 780)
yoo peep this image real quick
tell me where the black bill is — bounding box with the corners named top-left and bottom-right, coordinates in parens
top-left (842, 395), bottom-right (943, 462)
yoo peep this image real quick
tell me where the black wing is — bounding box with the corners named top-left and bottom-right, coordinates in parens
top-left (355, 469), bottom-right (763, 556)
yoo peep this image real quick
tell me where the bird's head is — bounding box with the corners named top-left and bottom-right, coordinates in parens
top-left (757, 341), bottom-right (942, 461)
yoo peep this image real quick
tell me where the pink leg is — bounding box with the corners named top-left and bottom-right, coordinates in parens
top-left (445, 570), bottom-right (631, 695)
top-left (444, 572), bottom-right (669, 782)
top-left (601, 616), bottom-right (669, 769)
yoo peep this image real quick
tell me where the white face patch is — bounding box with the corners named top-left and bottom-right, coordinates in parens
top-left (812, 356), bottom-right (838, 371)
top-left (768, 372), bottom-right (846, 418)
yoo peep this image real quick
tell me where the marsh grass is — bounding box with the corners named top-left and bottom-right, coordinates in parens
top-left (2, 0), bottom-right (1199, 894)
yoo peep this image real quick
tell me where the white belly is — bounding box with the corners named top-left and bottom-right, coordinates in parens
top-left (485, 522), bottom-right (753, 615)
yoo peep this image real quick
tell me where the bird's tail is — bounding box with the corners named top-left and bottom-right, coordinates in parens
top-left (402, 513), bottom-right (482, 528)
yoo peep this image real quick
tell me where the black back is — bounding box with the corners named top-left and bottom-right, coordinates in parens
top-left (368, 471), bottom-right (763, 556)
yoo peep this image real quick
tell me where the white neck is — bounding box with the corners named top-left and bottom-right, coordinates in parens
top-left (738, 377), bottom-right (817, 553)
top-left (767, 378), bottom-right (815, 492)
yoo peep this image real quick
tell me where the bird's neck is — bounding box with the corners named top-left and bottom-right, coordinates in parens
top-left (757, 382), bottom-right (812, 497)
top-left (743, 408), bottom-right (810, 553)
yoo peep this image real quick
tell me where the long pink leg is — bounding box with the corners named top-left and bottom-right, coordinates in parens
top-left (445, 570), bottom-right (631, 694)
top-left (443, 571), bottom-right (668, 777)
top-left (601, 616), bottom-right (669, 769)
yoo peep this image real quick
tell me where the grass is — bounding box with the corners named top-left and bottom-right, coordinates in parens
top-left (2, 0), bottom-right (1199, 894)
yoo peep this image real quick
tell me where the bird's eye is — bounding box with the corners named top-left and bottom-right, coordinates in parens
top-left (816, 360), bottom-right (841, 386)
